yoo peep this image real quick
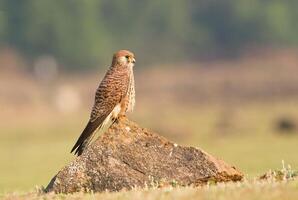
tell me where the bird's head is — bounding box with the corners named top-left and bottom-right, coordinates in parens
top-left (112, 50), bottom-right (136, 68)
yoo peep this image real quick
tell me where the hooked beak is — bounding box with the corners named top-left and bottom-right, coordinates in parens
top-left (131, 57), bottom-right (136, 64)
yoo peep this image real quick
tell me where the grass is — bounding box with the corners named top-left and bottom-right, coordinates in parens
top-left (2, 178), bottom-right (298, 200)
top-left (1, 100), bottom-right (298, 193)
top-left (3, 161), bottom-right (298, 199)
top-left (1, 60), bottom-right (298, 198)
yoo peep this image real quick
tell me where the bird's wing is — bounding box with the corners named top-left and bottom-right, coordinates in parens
top-left (71, 68), bottom-right (130, 156)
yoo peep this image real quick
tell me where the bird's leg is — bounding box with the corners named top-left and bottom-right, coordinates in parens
top-left (111, 116), bottom-right (118, 124)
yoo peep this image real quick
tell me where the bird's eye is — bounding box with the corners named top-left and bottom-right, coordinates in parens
top-left (125, 55), bottom-right (129, 59)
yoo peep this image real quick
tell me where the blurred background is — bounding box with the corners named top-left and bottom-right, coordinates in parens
top-left (1, 0), bottom-right (298, 192)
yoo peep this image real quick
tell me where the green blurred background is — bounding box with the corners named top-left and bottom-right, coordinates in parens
top-left (1, 0), bottom-right (298, 193)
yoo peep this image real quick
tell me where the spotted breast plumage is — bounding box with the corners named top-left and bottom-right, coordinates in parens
top-left (71, 50), bottom-right (136, 156)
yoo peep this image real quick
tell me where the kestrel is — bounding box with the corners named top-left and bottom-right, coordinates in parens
top-left (71, 50), bottom-right (136, 156)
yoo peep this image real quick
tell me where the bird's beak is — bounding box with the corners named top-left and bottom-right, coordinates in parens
top-left (131, 58), bottom-right (136, 64)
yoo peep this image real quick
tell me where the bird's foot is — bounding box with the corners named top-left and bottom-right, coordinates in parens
top-left (113, 115), bottom-right (126, 124)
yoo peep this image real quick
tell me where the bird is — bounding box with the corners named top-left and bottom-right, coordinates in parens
top-left (71, 50), bottom-right (136, 156)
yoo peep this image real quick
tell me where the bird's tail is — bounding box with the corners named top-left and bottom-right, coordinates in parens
top-left (71, 118), bottom-right (104, 156)
top-left (71, 133), bottom-right (95, 156)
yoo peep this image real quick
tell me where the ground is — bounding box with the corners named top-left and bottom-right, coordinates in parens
top-left (1, 100), bottom-right (297, 193)
top-left (0, 53), bottom-right (298, 198)
top-left (2, 179), bottom-right (298, 200)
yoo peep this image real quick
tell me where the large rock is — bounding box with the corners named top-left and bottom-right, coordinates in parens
top-left (46, 117), bottom-right (243, 193)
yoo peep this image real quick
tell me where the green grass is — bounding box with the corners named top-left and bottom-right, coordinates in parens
top-left (1, 100), bottom-right (298, 196)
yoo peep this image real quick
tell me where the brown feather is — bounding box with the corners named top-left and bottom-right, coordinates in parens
top-left (71, 50), bottom-right (134, 156)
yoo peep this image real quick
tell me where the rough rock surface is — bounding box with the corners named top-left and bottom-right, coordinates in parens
top-left (46, 117), bottom-right (243, 193)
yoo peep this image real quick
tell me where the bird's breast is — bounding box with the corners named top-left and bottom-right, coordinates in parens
top-left (126, 69), bottom-right (135, 112)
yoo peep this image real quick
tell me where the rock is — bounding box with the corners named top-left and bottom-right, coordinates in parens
top-left (46, 117), bottom-right (243, 193)
top-left (275, 117), bottom-right (297, 134)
